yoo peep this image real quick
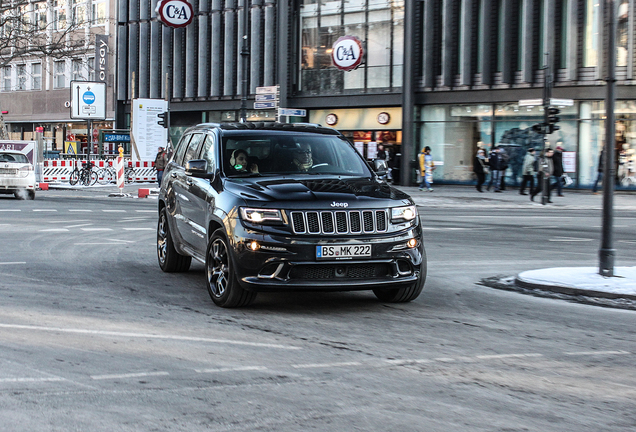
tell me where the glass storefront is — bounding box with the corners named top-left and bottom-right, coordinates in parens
top-left (416, 101), bottom-right (636, 190)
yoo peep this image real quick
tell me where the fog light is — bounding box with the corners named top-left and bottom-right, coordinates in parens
top-left (248, 241), bottom-right (260, 251)
top-left (407, 238), bottom-right (417, 248)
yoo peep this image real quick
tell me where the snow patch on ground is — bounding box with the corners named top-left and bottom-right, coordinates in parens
top-left (518, 267), bottom-right (636, 296)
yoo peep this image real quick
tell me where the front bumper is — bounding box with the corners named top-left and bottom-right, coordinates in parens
top-left (229, 223), bottom-right (425, 292)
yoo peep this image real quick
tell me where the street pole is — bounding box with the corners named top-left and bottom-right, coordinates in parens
top-left (239, 0), bottom-right (249, 123)
top-left (600, 0), bottom-right (617, 277)
top-left (542, 52), bottom-right (552, 205)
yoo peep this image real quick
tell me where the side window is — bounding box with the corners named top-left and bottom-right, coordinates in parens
top-left (173, 134), bottom-right (192, 167)
top-left (183, 134), bottom-right (204, 165)
top-left (200, 134), bottom-right (218, 173)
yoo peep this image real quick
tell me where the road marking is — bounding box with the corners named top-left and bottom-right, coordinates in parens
top-left (548, 237), bottom-right (593, 242)
top-left (475, 353), bottom-right (544, 360)
top-left (0, 209), bottom-right (20, 212)
top-left (68, 209), bottom-right (93, 212)
top-left (80, 228), bottom-right (113, 231)
top-left (90, 371), bottom-right (170, 380)
top-left (135, 210), bottom-right (156, 213)
top-left (619, 240), bottom-right (636, 244)
top-left (0, 377), bottom-right (65, 383)
top-left (39, 228), bottom-right (69, 232)
top-left (292, 361), bottom-right (362, 369)
top-left (122, 228), bottom-right (154, 231)
top-left (102, 210), bottom-right (127, 213)
top-left (0, 262), bottom-right (26, 265)
top-left (521, 225), bottom-right (559, 229)
top-left (564, 350), bottom-right (631, 356)
top-left (0, 323), bottom-right (300, 350)
top-left (33, 209), bottom-right (57, 212)
top-left (65, 223), bottom-right (94, 228)
top-left (196, 366), bottom-right (268, 373)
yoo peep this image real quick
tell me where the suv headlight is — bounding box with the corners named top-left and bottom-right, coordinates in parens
top-left (240, 207), bottom-right (284, 224)
top-left (391, 205), bottom-right (417, 223)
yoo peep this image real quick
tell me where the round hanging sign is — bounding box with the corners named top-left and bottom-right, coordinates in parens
top-left (377, 112), bottom-right (390, 125)
top-left (331, 36), bottom-right (364, 72)
top-left (156, 0), bottom-right (194, 28)
top-left (325, 113), bottom-right (338, 126)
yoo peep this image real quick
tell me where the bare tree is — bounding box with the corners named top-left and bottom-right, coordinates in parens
top-left (0, 0), bottom-right (95, 69)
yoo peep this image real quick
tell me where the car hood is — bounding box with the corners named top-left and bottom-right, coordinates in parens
top-left (224, 176), bottom-right (412, 208)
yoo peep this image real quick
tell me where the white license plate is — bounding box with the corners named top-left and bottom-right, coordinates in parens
top-left (0, 168), bottom-right (16, 175)
top-left (316, 244), bottom-right (371, 260)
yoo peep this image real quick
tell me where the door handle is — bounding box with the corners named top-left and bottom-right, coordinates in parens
top-left (170, 172), bottom-right (177, 178)
top-left (186, 179), bottom-right (193, 186)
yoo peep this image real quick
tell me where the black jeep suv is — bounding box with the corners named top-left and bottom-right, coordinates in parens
top-left (157, 122), bottom-right (426, 307)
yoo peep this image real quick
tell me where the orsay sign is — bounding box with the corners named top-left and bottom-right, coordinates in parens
top-left (331, 36), bottom-right (364, 72)
top-left (156, 0), bottom-right (194, 28)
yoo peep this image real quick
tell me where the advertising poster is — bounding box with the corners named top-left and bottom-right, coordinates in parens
top-left (132, 98), bottom-right (169, 161)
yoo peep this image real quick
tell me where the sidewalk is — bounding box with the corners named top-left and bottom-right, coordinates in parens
top-left (393, 184), bottom-right (636, 306)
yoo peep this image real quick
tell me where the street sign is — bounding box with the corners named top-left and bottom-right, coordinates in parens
top-left (254, 102), bottom-right (276, 109)
top-left (255, 94), bottom-right (276, 101)
top-left (70, 81), bottom-right (106, 119)
top-left (256, 86), bottom-right (278, 95)
top-left (518, 98), bottom-right (543, 107)
top-left (279, 108), bottom-right (307, 117)
top-left (550, 98), bottom-right (574, 107)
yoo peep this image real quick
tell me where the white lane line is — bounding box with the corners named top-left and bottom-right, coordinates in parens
top-left (291, 361), bottom-right (362, 369)
top-left (102, 210), bottom-right (127, 213)
top-left (122, 228), bottom-right (154, 231)
top-left (33, 209), bottom-right (57, 212)
top-left (385, 359), bottom-right (433, 366)
top-left (0, 323), bottom-right (300, 350)
top-left (0, 262), bottom-right (26, 265)
top-left (121, 217), bottom-right (152, 221)
top-left (80, 228), bottom-right (113, 231)
top-left (65, 223), bottom-right (94, 228)
top-left (0, 209), bottom-right (20, 212)
top-left (521, 225), bottom-right (559, 229)
top-left (48, 219), bottom-right (90, 224)
top-left (196, 366), bottom-right (268, 373)
top-left (0, 377), bottom-right (65, 383)
top-left (90, 371), bottom-right (170, 380)
top-left (74, 242), bottom-right (130, 245)
top-left (135, 210), bottom-right (156, 213)
top-left (475, 353), bottom-right (543, 360)
top-left (68, 209), bottom-right (93, 212)
top-left (619, 240), bottom-right (636, 244)
top-left (39, 228), bottom-right (69, 232)
top-left (564, 350), bottom-right (631, 356)
top-left (548, 237), bottom-right (593, 242)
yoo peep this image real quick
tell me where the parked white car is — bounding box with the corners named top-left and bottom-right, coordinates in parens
top-left (0, 151), bottom-right (36, 200)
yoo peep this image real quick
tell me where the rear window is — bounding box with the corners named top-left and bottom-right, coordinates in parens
top-left (0, 153), bottom-right (28, 163)
top-left (222, 133), bottom-right (371, 177)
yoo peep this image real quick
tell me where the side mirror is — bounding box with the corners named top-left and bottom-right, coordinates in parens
top-left (373, 158), bottom-right (388, 176)
top-left (185, 159), bottom-right (215, 179)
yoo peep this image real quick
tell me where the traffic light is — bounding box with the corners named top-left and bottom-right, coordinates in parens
top-left (157, 112), bottom-right (168, 128)
top-left (532, 123), bottom-right (546, 134)
top-left (546, 107), bottom-right (560, 134)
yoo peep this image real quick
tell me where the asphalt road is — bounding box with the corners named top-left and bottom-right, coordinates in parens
top-left (0, 189), bottom-right (635, 431)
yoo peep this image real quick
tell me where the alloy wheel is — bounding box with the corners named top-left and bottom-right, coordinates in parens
top-left (208, 239), bottom-right (229, 298)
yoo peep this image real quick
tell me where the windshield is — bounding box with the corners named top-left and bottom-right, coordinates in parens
top-left (222, 133), bottom-right (372, 177)
top-left (0, 152), bottom-right (28, 163)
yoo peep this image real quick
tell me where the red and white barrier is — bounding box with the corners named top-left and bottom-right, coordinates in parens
top-left (116, 157), bottom-right (125, 190)
top-left (42, 159), bottom-right (158, 183)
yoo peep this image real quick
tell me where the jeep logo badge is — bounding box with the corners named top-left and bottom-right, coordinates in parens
top-left (331, 202), bottom-right (349, 208)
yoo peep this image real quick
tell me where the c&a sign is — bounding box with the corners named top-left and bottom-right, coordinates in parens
top-left (156, 0), bottom-right (194, 28)
top-left (331, 36), bottom-right (364, 72)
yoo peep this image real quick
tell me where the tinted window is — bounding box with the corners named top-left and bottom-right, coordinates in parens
top-left (183, 134), bottom-right (204, 165)
top-left (200, 134), bottom-right (218, 173)
top-left (0, 153), bottom-right (28, 163)
top-left (222, 133), bottom-right (371, 177)
top-left (173, 134), bottom-right (192, 167)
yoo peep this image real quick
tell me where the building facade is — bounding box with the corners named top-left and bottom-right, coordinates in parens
top-left (113, 1), bottom-right (634, 189)
top-left (0, 0), bottom-right (116, 154)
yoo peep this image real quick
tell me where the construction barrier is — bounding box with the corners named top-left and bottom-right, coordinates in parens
top-left (42, 159), bottom-right (158, 183)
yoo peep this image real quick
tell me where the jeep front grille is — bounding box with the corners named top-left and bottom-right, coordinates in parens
top-left (289, 210), bottom-right (388, 235)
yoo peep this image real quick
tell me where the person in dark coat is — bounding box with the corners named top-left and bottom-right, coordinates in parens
top-left (486, 147), bottom-right (504, 192)
top-left (519, 147), bottom-right (536, 195)
top-left (531, 148), bottom-right (554, 202)
top-left (473, 149), bottom-right (488, 192)
top-left (550, 145), bottom-right (565, 197)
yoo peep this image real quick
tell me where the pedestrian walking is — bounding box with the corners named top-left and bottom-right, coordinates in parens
top-left (519, 147), bottom-right (536, 195)
top-left (473, 149), bottom-right (488, 192)
top-left (592, 149), bottom-right (604, 194)
top-left (486, 146), bottom-right (504, 192)
top-left (499, 147), bottom-right (509, 191)
top-left (530, 148), bottom-right (554, 202)
top-left (154, 146), bottom-right (167, 186)
top-left (550, 145), bottom-right (565, 197)
top-left (418, 146), bottom-right (434, 191)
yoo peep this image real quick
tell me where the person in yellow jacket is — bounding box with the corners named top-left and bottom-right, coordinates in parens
top-left (418, 146), bottom-right (434, 191)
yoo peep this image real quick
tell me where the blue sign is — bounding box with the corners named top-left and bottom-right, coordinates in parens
top-left (254, 102), bottom-right (276, 109)
top-left (104, 133), bottom-right (130, 142)
top-left (83, 91), bottom-right (96, 104)
top-left (279, 108), bottom-right (307, 117)
top-left (255, 94), bottom-right (276, 101)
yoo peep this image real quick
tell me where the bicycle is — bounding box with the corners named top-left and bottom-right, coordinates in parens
top-left (96, 161), bottom-right (116, 185)
top-left (69, 161), bottom-right (97, 186)
top-left (125, 165), bottom-right (136, 184)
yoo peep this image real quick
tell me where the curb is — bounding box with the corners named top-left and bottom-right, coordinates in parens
top-left (514, 276), bottom-right (636, 301)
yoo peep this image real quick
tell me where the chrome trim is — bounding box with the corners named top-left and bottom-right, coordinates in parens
top-left (289, 209), bottom-right (388, 235)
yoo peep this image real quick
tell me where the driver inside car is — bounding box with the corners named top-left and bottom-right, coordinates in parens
top-left (292, 143), bottom-right (313, 172)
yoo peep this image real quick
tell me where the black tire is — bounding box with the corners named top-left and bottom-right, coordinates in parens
top-left (373, 246), bottom-right (427, 303)
top-left (157, 208), bottom-right (192, 272)
top-left (26, 190), bottom-right (35, 200)
top-left (69, 169), bottom-right (79, 185)
top-left (96, 168), bottom-right (112, 185)
top-left (206, 229), bottom-right (256, 308)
